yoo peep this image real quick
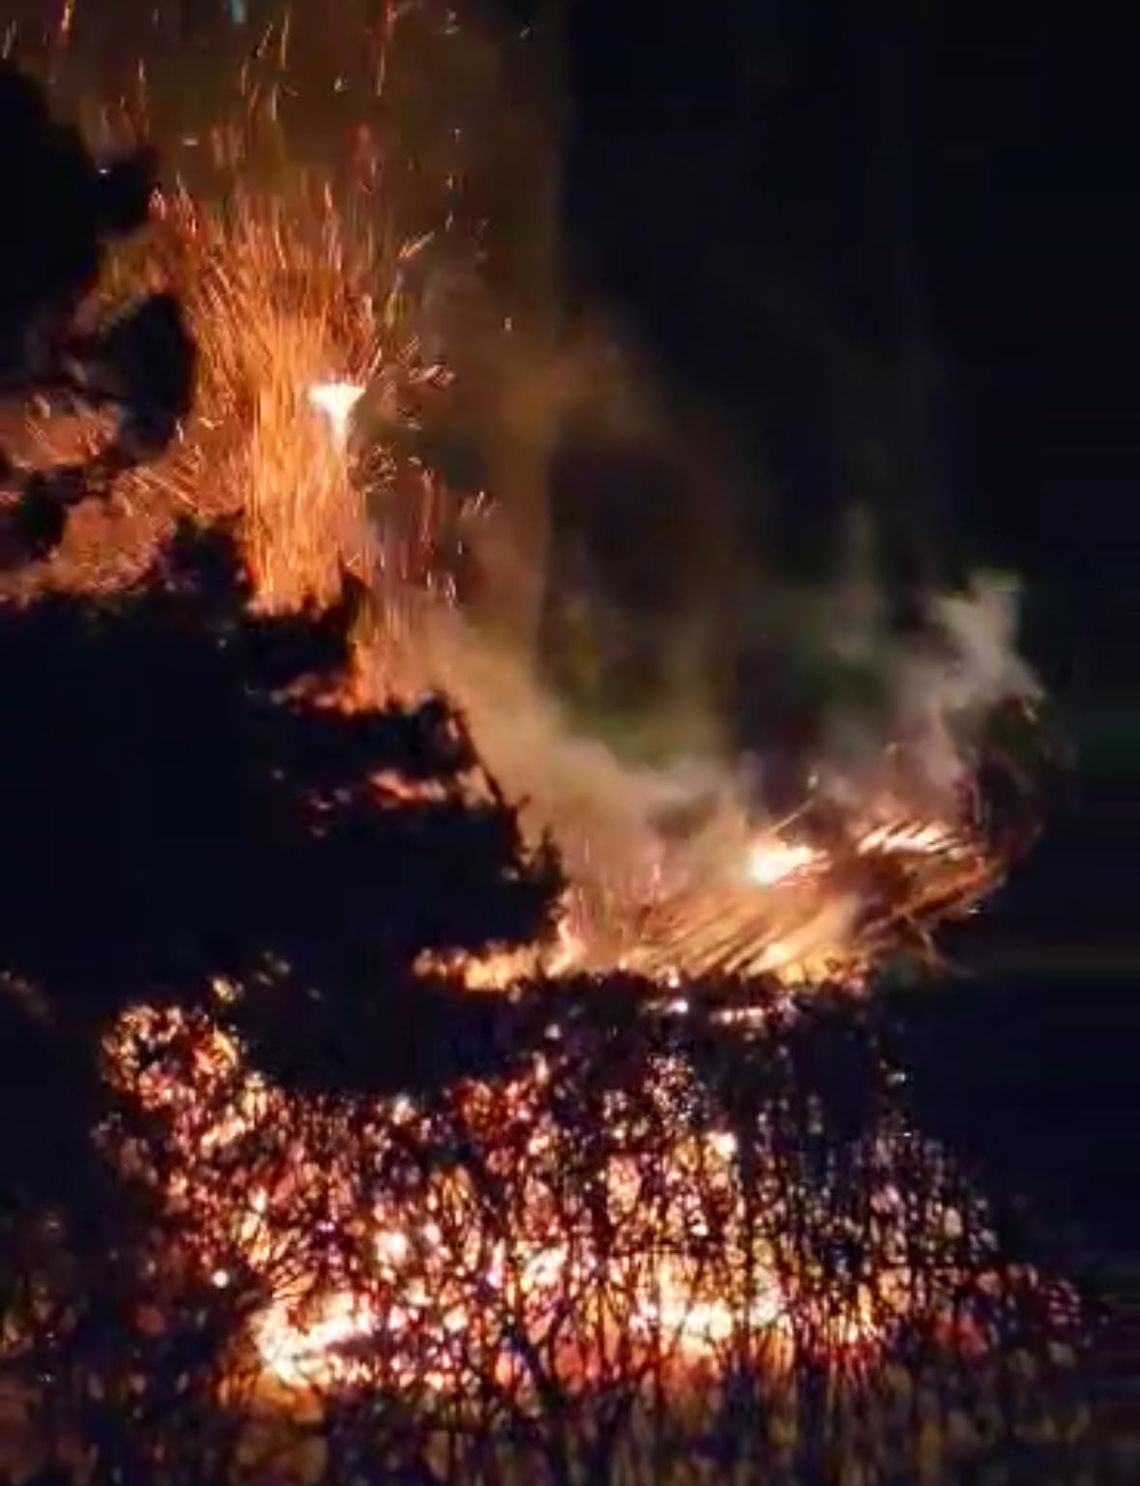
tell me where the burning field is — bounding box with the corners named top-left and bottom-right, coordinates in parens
top-left (0, 21), bottom-right (1099, 1486)
top-left (88, 993), bottom-right (1085, 1484)
top-left (0, 159), bottom-right (1035, 995)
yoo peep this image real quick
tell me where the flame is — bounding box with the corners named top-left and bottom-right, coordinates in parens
top-left (104, 1004), bottom-right (1025, 1400)
top-left (1, 134), bottom-right (1039, 1412)
top-left (5, 181), bottom-right (462, 632)
top-left (3, 160), bottom-right (1014, 994)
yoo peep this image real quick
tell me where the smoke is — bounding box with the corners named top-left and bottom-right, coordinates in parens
top-left (898, 577), bottom-right (1040, 785)
top-left (378, 598), bottom-right (731, 909)
top-left (415, 247), bottom-right (1042, 843)
top-left (36, 0), bottom-right (1041, 856)
top-left (815, 564), bottom-right (1041, 813)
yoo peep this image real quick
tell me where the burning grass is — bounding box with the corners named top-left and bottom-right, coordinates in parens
top-left (0, 114), bottom-right (1040, 996)
top-left (0, 59), bottom-right (1074, 1482)
top-left (75, 990), bottom-right (1086, 1484)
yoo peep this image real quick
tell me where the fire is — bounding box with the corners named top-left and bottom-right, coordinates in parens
top-left (1, 118), bottom-right (1041, 1426)
top-left (306, 379), bottom-right (365, 452)
top-left (547, 804), bottom-right (999, 991)
top-left (1, 156), bottom-right (1016, 996)
top-left (105, 1003), bottom-right (1024, 1402)
top-left (745, 837), bottom-right (822, 887)
top-left (4, 179), bottom-right (458, 629)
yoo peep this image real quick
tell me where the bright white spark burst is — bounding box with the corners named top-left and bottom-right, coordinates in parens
top-left (745, 839), bottom-right (822, 887)
top-left (307, 380), bottom-right (365, 452)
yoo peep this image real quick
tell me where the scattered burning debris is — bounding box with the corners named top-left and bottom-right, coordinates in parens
top-left (0, 44), bottom-right (1078, 1485)
top-left (102, 999), bottom-right (1080, 1419)
top-left (1, 157), bottom-right (1031, 997)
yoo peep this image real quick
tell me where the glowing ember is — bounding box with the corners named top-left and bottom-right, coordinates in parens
top-left (100, 1003), bottom-right (1059, 1404)
top-left (0, 97), bottom-right (1045, 1427)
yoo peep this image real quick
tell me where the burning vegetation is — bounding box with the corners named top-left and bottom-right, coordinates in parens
top-left (0, 135), bottom-right (1035, 995)
top-left (0, 35), bottom-right (1102, 1486)
top-left (86, 994), bottom-right (1084, 1484)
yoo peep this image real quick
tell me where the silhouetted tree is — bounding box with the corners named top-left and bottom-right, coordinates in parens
top-left (0, 515), bottom-right (560, 1200)
top-left (0, 64), bottom-right (194, 564)
top-left (0, 55), bottom-right (1106, 1486)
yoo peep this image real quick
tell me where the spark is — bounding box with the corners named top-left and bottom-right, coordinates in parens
top-left (0, 22), bottom-right (1054, 1455)
top-left (745, 837), bottom-right (821, 887)
top-left (307, 379), bottom-right (364, 452)
top-left (5, 159), bottom-right (1015, 994)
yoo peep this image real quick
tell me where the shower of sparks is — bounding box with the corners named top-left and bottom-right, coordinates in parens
top-left (4, 178), bottom-right (457, 624)
top-left (0, 40), bottom-right (1054, 1434)
top-left (2, 169), bottom-right (1015, 989)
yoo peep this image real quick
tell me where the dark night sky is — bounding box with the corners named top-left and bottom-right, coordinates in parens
top-left (559, 6), bottom-right (1133, 705)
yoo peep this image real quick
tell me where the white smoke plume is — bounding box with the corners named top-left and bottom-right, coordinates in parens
top-left (818, 564), bottom-right (1040, 813)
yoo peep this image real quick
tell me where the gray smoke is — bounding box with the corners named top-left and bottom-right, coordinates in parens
top-left (817, 561), bottom-right (1040, 812)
